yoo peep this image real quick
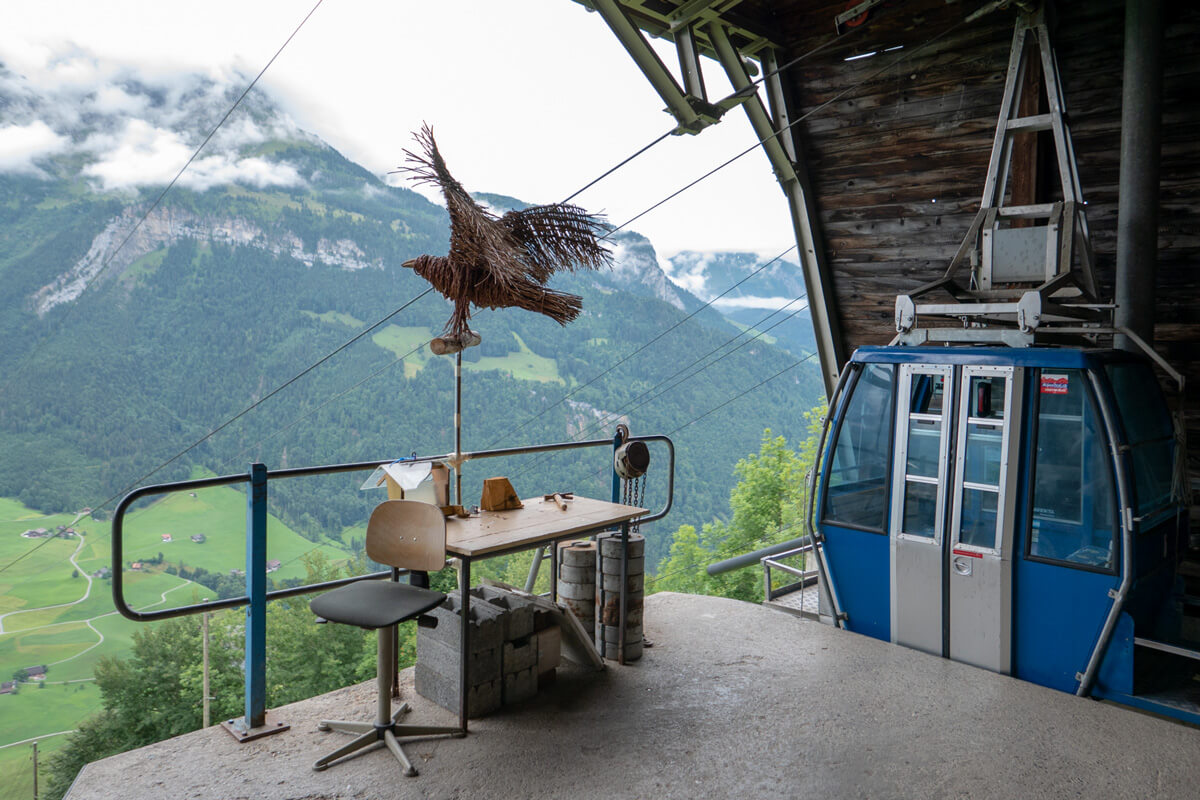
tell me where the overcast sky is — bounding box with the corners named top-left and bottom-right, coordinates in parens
top-left (2, 0), bottom-right (798, 256)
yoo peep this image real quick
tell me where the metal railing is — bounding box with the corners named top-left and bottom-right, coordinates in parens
top-left (111, 433), bottom-right (674, 735)
top-left (761, 543), bottom-right (821, 619)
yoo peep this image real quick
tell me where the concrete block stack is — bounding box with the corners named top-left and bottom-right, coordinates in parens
top-left (556, 540), bottom-right (596, 630)
top-left (415, 585), bottom-right (561, 717)
top-left (595, 531), bottom-right (645, 662)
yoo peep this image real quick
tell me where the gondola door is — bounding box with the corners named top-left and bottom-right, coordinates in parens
top-left (890, 364), bottom-right (954, 656)
top-left (947, 366), bottom-right (1022, 673)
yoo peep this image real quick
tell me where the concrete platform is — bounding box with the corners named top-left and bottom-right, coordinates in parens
top-left (70, 592), bottom-right (1200, 799)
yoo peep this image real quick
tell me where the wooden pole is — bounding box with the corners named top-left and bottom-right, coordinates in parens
top-left (202, 600), bottom-right (210, 728)
top-left (31, 740), bottom-right (38, 800)
top-left (454, 350), bottom-right (463, 506)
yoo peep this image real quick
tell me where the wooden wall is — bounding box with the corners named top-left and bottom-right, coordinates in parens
top-left (768, 0), bottom-right (1200, 477)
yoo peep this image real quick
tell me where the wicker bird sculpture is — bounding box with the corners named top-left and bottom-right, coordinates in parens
top-left (399, 124), bottom-right (612, 355)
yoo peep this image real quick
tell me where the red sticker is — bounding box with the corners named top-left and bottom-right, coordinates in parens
top-left (1041, 373), bottom-right (1069, 395)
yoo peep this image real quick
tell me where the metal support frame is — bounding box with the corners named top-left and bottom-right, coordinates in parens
top-left (589, 0), bottom-right (721, 134)
top-left (899, 7), bottom-right (1101, 336)
top-left (1114, 0), bottom-right (1164, 352)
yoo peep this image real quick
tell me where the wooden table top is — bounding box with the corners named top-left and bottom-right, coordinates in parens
top-left (445, 495), bottom-right (647, 558)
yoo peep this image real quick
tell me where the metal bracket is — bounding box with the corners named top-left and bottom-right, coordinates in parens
top-left (221, 710), bottom-right (290, 743)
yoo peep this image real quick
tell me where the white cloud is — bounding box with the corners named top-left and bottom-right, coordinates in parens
top-left (712, 295), bottom-right (808, 312)
top-left (81, 118), bottom-right (302, 191)
top-left (0, 120), bottom-right (68, 175)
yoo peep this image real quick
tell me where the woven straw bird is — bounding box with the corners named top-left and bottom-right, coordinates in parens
top-left (399, 124), bottom-right (612, 354)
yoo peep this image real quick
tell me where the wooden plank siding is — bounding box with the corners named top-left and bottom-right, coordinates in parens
top-left (754, 0), bottom-right (1200, 478)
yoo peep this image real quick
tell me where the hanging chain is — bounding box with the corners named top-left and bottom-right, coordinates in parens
top-left (622, 475), bottom-right (645, 536)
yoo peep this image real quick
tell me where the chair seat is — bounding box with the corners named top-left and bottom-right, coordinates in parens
top-left (310, 580), bottom-right (447, 629)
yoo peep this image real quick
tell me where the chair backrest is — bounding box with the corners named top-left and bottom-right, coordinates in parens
top-left (365, 500), bottom-right (446, 573)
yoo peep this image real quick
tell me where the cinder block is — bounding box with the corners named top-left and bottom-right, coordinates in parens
top-left (421, 599), bottom-right (503, 652)
top-left (414, 663), bottom-right (501, 718)
top-left (502, 637), bottom-right (536, 674)
top-left (473, 586), bottom-right (534, 641)
top-left (417, 632), bottom-right (500, 683)
top-left (600, 555), bottom-right (645, 576)
top-left (503, 666), bottom-right (537, 705)
top-left (535, 626), bottom-right (561, 673)
top-left (597, 531), bottom-right (644, 559)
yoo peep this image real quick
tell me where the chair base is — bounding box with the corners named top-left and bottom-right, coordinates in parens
top-left (313, 702), bottom-right (462, 775)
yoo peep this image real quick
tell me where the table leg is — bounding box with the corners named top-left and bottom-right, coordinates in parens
top-left (460, 558), bottom-right (470, 733)
top-left (619, 521), bottom-right (629, 666)
top-left (550, 538), bottom-right (558, 603)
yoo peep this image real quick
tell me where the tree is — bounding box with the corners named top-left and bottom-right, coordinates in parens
top-left (652, 406), bottom-right (826, 603)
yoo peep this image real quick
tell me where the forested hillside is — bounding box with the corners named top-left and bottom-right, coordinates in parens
top-left (0, 69), bottom-right (824, 569)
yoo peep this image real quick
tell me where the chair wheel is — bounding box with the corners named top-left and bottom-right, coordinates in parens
top-left (317, 721), bottom-right (331, 732)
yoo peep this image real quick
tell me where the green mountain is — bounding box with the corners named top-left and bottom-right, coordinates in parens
top-left (0, 65), bottom-right (824, 569)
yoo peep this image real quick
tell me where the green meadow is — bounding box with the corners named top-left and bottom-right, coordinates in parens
top-left (0, 485), bottom-right (355, 781)
top-left (373, 325), bottom-right (564, 383)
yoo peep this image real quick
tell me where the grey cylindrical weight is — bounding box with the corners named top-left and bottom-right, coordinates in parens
top-left (604, 640), bottom-right (643, 661)
top-left (558, 540), bottom-right (596, 567)
top-left (600, 555), bottom-right (644, 576)
top-left (598, 532), bottom-right (644, 559)
top-left (603, 624), bottom-right (643, 642)
top-left (558, 563), bottom-right (595, 584)
top-left (557, 580), bottom-right (594, 601)
top-left (600, 572), bottom-right (644, 593)
top-left (561, 598), bottom-right (594, 625)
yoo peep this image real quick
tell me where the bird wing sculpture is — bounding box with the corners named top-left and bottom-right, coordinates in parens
top-left (399, 124), bottom-right (611, 352)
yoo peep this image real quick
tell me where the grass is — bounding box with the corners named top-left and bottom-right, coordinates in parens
top-left (372, 324), bottom-right (432, 377)
top-left (116, 486), bottom-right (347, 581)
top-left (0, 488), bottom-right (351, 757)
top-left (468, 332), bottom-right (562, 384)
top-left (0, 724), bottom-right (73, 800)
top-left (727, 319), bottom-right (778, 345)
top-left (371, 327), bottom-right (563, 383)
top-left (120, 248), bottom-right (167, 285)
top-left (301, 309), bottom-right (364, 328)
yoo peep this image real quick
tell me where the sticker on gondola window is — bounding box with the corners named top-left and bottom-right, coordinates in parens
top-left (1041, 373), bottom-right (1069, 395)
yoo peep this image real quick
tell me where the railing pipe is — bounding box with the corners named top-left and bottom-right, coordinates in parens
top-left (707, 536), bottom-right (811, 576)
top-left (1076, 371), bottom-right (1136, 696)
top-left (113, 435), bottom-right (674, 624)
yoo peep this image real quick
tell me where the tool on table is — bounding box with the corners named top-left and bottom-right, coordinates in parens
top-left (542, 491), bottom-right (574, 511)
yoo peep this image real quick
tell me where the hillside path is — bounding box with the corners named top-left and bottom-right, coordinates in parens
top-left (0, 534), bottom-right (92, 634)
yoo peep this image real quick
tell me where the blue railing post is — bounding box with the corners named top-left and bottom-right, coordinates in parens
top-left (244, 462), bottom-right (268, 729)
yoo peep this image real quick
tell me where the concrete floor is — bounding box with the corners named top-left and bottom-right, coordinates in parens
top-left (70, 592), bottom-right (1200, 799)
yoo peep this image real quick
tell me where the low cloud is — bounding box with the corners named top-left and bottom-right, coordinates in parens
top-left (712, 295), bottom-right (808, 312)
top-left (0, 40), bottom-right (305, 191)
top-left (0, 120), bottom-right (68, 175)
top-left (82, 119), bottom-right (301, 191)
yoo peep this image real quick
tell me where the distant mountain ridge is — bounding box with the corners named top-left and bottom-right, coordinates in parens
top-left (0, 58), bottom-right (823, 563)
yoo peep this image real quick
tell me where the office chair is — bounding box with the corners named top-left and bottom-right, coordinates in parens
top-left (311, 499), bottom-right (462, 775)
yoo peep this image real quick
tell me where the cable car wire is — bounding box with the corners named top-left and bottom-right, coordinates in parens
top-left (483, 245), bottom-right (797, 450)
top-left (0, 286), bottom-right (432, 576)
